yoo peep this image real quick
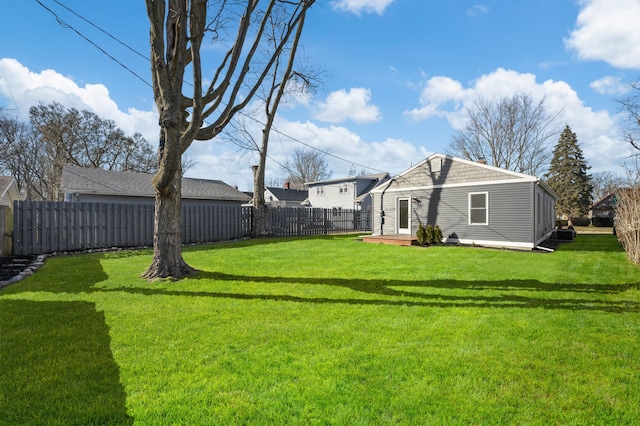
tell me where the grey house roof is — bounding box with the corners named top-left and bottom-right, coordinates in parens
top-left (266, 187), bottom-right (308, 203)
top-left (60, 166), bottom-right (250, 202)
top-left (305, 172), bottom-right (389, 187)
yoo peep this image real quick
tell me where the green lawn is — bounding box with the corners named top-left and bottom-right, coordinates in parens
top-left (1, 234), bottom-right (639, 425)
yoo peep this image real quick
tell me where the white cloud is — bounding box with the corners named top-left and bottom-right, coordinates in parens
top-left (467, 4), bottom-right (489, 16)
top-left (314, 87), bottom-right (382, 124)
top-left (0, 58), bottom-right (419, 192)
top-left (589, 76), bottom-right (631, 95)
top-left (330, 0), bottom-right (394, 15)
top-left (182, 108), bottom-right (424, 191)
top-left (404, 67), bottom-right (631, 174)
top-left (0, 58), bottom-right (159, 144)
top-left (565, 0), bottom-right (640, 69)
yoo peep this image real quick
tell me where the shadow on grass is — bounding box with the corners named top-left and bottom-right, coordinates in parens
top-left (2, 234), bottom-right (637, 315)
top-left (0, 252), bottom-right (109, 295)
top-left (0, 299), bottom-right (133, 425)
top-left (66, 270), bottom-right (637, 314)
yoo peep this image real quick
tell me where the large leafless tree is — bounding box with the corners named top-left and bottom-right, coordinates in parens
top-left (618, 79), bottom-right (640, 151)
top-left (592, 171), bottom-right (625, 202)
top-left (224, 17), bottom-right (319, 235)
top-left (143, 0), bottom-right (315, 279)
top-left (448, 93), bottom-right (560, 176)
top-left (282, 147), bottom-right (331, 188)
top-left (0, 103), bottom-right (155, 200)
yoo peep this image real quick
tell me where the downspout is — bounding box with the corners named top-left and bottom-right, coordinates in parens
top-left (379, 178), bottom-right (396, 235)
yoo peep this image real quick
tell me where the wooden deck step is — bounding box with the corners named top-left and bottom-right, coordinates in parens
top-left (361, 234), bottom-right (417, 246)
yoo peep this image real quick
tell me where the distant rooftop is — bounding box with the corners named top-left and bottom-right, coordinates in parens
top-left (60, 166), bottom-right (250, 202)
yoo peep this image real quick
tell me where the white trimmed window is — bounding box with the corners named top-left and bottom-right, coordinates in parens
top-left (469, 192), bottom-right (488, 225)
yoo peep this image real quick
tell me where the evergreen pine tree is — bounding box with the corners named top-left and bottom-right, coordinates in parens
top-left (545, 125), bottom-right (593, 223)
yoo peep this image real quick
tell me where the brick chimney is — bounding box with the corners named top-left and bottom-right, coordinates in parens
top-left (284, 181), bottom-right (290, 190)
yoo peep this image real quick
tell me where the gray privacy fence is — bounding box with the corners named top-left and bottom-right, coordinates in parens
top-left (12, 201), bottom-right (371, 256)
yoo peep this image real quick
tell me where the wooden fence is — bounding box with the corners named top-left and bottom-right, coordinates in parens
top-left (0, 205), bottom-right (12, 257)
top-left (12, 201), bottom-right (371, 256)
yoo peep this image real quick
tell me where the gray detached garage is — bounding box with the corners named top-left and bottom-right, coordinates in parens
top-left (369, 153), bottom-right (557, 250)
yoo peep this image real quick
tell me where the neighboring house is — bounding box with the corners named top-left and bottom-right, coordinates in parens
top-left (0, 176), bottom-right (21, 207)
top-left (60, 166), bottom-right (250, 206)
top-left (0, 176), bottom-right (22, 256)
top-left (591, 192), bottom-right (616, 221)
top-left (306, 172), bottom-right (390, 212)
top-left (369, 153), bottom-right (557, 250)
top-left (264, 184), bottom-right (308, 208)
top-left (245, 183), bottom-right (309, 208)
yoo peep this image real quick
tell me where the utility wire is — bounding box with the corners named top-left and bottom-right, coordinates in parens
top-left (52, 0), bottom-right (150, 62)
top-left (34, 0), bottom-right (390, 175)
top-left (34, 0), bottom-right (151, 88)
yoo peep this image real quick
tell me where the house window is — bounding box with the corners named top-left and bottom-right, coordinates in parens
top-left (316, 187), bottom-right (324, 196)
top-left (469, 192), bottom-right (488, 225)
top-left (339, 184), bottom-right (349, 194)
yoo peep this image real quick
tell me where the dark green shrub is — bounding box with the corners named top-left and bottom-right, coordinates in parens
top-left (571, 217), bottom-right (591, 226)
top-left (592, 217), bottom-right (614, 227)
top-left (426, 225), bottom-right (435, 245)
top-left (434, 225), bottom-right (443, 243)
top-left (416, 223), bottom-right (427, 246)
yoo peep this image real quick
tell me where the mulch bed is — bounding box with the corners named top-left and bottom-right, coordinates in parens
top-left (0, 256), bottom-right (37, 282)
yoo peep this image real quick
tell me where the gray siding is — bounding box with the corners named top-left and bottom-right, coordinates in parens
top-left (534, 184), bottom-right (556, 244)
top-left (401, 157), bottom-right (520, 188)
top-left (374, 181), bottom-right (537, 247)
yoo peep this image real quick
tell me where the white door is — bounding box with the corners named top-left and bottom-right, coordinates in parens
top-left (397, 197), bottom-right (411, 234)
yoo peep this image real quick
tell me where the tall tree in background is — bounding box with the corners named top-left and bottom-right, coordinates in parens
top-left (223, 6), bottom-right (318, 235)
top-left (282, 147), bottom-right (331, 188)
top-left (0, 103), bottom-right (155, 200)
top-left (144, 0), bottom-right (315, 279)
top-left (0, 110), bottom-right (42, 200)
top-left (448, 93), bottom-right (560, 176)
top-left (545, 125), bottom-right (593, 223)
top-left (591, 171), bottom-right (625, 202)
top-left (618, 78), bottom-right (640, 151)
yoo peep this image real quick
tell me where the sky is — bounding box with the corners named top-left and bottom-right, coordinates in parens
top-left (1, 0), bottom-right (640, 191)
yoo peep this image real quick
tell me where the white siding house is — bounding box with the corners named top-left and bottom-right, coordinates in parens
top-left (306, 173), bottom-right (389, 211)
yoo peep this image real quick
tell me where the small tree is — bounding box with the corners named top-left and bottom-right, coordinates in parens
top-left (545, 125), bottom-right (593, 224)
top-left (416, 223), bottom-right (427, 246)
top-left (615, 189), bottom-right (640, 263)
top-left (434, 225), bottom-right (443, 244)
top-left (426, 224), bottom-right (435, 245)
top-left (614, 161), bottom-right (640, 264)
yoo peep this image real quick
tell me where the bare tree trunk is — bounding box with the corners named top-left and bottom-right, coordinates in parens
top-left (143, 0), bottom-right (315, 279)
top-left (252, 163), bottom-right (269, 236)
top-left (142, 162), bottom-right (195, 279)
